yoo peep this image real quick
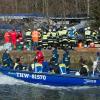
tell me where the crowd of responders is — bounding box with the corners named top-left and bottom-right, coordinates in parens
top-left (1, 26), bottom-right (100, 51)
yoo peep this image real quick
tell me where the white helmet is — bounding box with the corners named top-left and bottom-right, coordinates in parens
top-left (64, 26), bottom-right (67, 29)
top-left (87, 27), bottom-right (90, 30)
top-left (49, 29), bottom-right (51, 32)
top-left (53, 29), bottom-right (56, 32)
top-left (85, 28), bottom-right (87, 31)
top-left (44, 32), bottom-right (46, 34)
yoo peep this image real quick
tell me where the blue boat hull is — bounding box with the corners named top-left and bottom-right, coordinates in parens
top-left (0, 68), bottom-right (100, 86)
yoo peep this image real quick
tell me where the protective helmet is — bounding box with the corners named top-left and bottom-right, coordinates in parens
top-left (87, 27), bottom-right (90, 30)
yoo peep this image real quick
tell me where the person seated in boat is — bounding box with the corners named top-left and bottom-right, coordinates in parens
top-left (49, 46), bottom-right (59, 74)
top-left (34, 46), bottom-right (44, 64)
top-left (79, 56), bottom-right (85, 67)
top-left (51, 46), bottom-right (59, 66)
top-left (14, 56), bottom-right (24, 70)
top-left (80, 61), bottom-right (89, 76)
top-left (49, 59), bottom-right (59, 74)
top-left (62, 47), bottom-right (70, 74)
top-left (92, 59), bottom-right (98, 76)
top-left (31, 46), bottom-right (44, 73)
top-left (96, 52), bottom-right (100, 68)
top-left (92, 52), bottom-right (100, 76)
top-left (2, 49), bottom-right (14, 69)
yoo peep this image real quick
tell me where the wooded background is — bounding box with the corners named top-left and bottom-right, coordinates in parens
top-left (0, 0), bottom-right (100, 28)
top-left (0, 0), bottom-right (97, 16)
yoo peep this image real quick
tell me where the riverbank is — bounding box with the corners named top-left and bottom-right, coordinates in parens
top-left (0, 48), bottom-right (100, 69)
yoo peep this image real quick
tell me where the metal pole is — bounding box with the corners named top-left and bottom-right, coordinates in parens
top-left (87, 0), bottom-right (90, 17)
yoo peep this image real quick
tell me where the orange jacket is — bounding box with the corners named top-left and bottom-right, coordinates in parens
top-left (32, 31), bottom-right (40, 42)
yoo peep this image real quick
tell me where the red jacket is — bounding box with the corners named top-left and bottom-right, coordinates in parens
top-left (10, 30), bottom-right (17, 45)
top-left (4, 32), bottom-right (11, 43)
top-left (34, 50), bottom-right (44, 64)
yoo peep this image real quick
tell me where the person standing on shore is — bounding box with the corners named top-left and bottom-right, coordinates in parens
top-left (10, 29), bottom-right (17, 49)
top-left (32, 28), bottom-right (40, 50)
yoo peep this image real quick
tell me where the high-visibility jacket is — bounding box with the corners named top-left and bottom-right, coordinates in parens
top-left (85, 30), bottom-right (91, 36)
top-left (32, 31), bottom-right (40, 42)
top-left (51, 32), bottom-right (57, 37)
top-left (62, 29), bottom-right (67, 35)
top-left (42, 34), bottom-right (48, 40)
top-left (58, 30), bottom-right (63, 36)
top-left (26, 31), bottom-right (31, 36)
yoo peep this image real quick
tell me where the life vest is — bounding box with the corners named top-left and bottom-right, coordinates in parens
top-left (26, 31), bottom-right (31, 36)
top-left (59, 63), bottom-right (66, 74)
top-left (42, 34), bottom-right (48, 40)
top-left (34, 63), bottom-right (43, 73)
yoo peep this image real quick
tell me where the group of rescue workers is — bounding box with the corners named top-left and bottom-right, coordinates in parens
top-left (3, 26), bottom-right (100, 51)
top-left (2, 25), bottom-right (100, 76)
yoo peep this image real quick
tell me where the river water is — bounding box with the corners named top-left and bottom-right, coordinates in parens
top-left (0, 74), bottom-right (100, 100)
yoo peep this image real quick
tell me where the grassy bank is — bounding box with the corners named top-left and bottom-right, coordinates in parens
top-left (0, 48), bottom-right (99, 69)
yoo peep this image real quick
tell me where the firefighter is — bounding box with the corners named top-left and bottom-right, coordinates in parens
top-left (61, 26), bottom-right (68, 48)
top-left (42, 31), bottom-right (48, 49)
top-left (32, 28), bottom-right (40, 50)
top-left (47, 29), bottom-right (53, 49)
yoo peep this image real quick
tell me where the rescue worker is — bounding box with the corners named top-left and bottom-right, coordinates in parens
top-left (51, 46), bottom-right (59, 66)
top-left (69, 37), bottom-right (76, 49)
top-left (68, 28), bottom-right (76, 49)
top-left (38, 28), bottom-right (42, 48)
top-left (62, 48), bottom-right (70, 73)
top-left (92, 30), bottom-right (98, 42)
top-left (61, 27), bottom-right (68, 48)
top-left (14, 56), bottom-right (24, 70)
top-left (62, 48), bottom-right (70, 67)
top-left (42, 31), bottom-right (48, 49)
top-left (25, 29), bottom-right (32, 50)
top-left (92, 52), bottom-right (100, 76)
top-left (85, 27), bottom-right (91, 37)
top-left (96, 52), bottom-right (100, 67)
top-left (2, 49), bottom-right (13, 69)
top-left (32, 46), bottom-right (44, 72)
top-left (58, 28), bottom-right (63, 48)
top-left (34, 46), bottom-right (44, 64)
top-left (17, 30), bottom-right (23, 42)
top-left (50, 46), bottom-right (59, 73)
top-left (4, 31), bottom-right (11, 43)
top-left (52, 29), bottom-right (58, 47)
top-left (32, 28), bottom-right (40, 50)
top-left (84, 27), bottom-right (92, 47)
top-left (47, 29), bottom-right (53, 49)
top-left (68, 27), bottom-right (75, 38)
top-left (10, 29), bottom-right (17, 49)
top-left (80, 61), bottom-right (89, 76)
top-left (25, 29), bottom-right (32, 42)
